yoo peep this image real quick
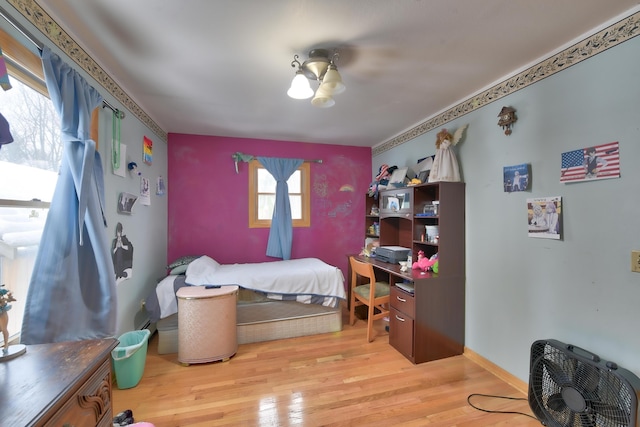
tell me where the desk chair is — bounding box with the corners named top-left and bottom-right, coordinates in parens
top-left (349, 256), bottom-right (391, 342)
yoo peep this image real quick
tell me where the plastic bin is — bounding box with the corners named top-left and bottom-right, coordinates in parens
top-left (112, 329), bottom-right (151, 389)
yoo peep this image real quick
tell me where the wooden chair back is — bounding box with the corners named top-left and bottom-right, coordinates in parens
top-left (348, 256), bottom-right (391, 342)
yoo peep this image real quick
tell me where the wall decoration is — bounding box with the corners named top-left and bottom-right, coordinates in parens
top-left (139, 176), bottom-right (151, 206)
top-left (113, 143), bottom-right (127, 177)
top-left (527, 196), bottom-right (562, 240)
top-left (429, 124), bottom-right (468, 183)
top-left (503, 163), bottom-right (530, 192)
top-left (128, 161), bottom-right (141, 176)
top-left (112, 222), bottom-right (134, 284)
top-left (143, 135), bottom-right (153, 165)
top-left (156, 176), bottom-right (166, 196)
top-left (117, 192), bottom-right (138, 215)
top-left (497, 106), bottom-right (517, 135)
top-left (560, 141), bottom-right (620, 183)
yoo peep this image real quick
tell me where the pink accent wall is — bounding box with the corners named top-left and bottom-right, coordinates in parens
top-left (167, 133), bottom-right (372, 280)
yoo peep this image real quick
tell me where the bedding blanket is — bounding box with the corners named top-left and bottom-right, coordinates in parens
top-left (146, 256), bottom-right (345, 323)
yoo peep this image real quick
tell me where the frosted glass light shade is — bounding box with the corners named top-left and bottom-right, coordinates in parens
top-left (311, 84), bottom-right (335, 108)
top-left (287, 72), bottom-right (313, 99)
top-left (322, 67), bottom-right (345, 94)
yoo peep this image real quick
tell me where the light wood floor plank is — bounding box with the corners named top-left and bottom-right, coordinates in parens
top-left (113, 306), bottom-right (540, 426)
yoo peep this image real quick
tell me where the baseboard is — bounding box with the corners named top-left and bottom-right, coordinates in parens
top-left (463, 346), bottom-right (528, 395)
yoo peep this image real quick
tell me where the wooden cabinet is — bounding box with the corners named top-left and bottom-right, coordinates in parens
top-left (378, 182), bottom-right (465, 364)
top-left (1, 338), bottom-right (118, 426)
top-left (389, 286), bottom-right (415, 358)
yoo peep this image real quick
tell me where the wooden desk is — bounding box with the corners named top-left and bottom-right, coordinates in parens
top-left (350, 254), bottom-right (464, 364)
top-left (0, 338), bottom-right (118, 426)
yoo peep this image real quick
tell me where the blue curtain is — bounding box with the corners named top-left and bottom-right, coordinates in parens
top-left (257, 157), bottom-right (303, 260)
top-left (21, 47), bottom-right (117, 344)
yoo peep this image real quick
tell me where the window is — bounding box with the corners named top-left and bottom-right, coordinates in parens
top-left (0, 29), bottom-right (59, 344)
top-left (248, 159), bottom-right (310, 228)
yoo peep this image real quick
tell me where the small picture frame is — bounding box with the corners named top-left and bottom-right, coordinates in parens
top-left (387, 197), bottom-right (400, 211)
top-left (418, 170), bottom-right (429, 183)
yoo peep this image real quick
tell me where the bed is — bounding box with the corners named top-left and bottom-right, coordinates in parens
top-left (145, 255), bottom-right (346, 353)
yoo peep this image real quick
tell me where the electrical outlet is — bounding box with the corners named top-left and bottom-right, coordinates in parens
top-left (631, 251), bottom-right (640, 272)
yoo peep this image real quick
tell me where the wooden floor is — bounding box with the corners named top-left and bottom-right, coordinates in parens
top-left (113, 306), bottom-right (541, 426)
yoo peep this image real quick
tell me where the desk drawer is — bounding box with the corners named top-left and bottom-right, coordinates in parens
top-left (391, 286), bottom-right (415, 317)
top-left (389, 306), bottom-right (414, 359)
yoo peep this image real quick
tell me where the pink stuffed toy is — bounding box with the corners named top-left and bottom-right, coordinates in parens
top-left (412, 250), bottom-right (438, 272)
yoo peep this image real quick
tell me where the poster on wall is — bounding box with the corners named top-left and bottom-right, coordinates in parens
top-left (117, 192), bottom-right (138, 215)
top-left (156, 176), bottom-right (166, 196)
top-left (527, 196), bottom-right (562, 240)
top-left (139, 176), bottom-right (151, 206)
top-left (503, 163), bottom-right (529, 192)
top-left (112, 222), bottom-right (134, 285)
top-left (560, 141), bottom-right (619, 183)
top-left (143, 135), bottom-right (153, 165)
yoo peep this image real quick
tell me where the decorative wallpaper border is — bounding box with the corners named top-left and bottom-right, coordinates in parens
top-left (8, 0), bottom-right (168, 142)
top-left (373, 11), bottom-right (640, 157)
top-left (8, 1), bottom-right (638, 151)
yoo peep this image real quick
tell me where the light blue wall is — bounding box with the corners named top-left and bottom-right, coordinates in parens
top-left (98, 104), bottom-right (168, 336)
top-left (0, 6), bottom-right (168, 337)
top-left (374, 33), bottom-right (640, 381)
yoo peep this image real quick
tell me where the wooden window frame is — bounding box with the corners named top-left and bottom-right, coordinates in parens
top-left (248, 159), bottom-right (310, 228)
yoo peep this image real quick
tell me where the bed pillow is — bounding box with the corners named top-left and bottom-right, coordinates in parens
top-left (184, 255), bottom-right (220, 285)
top-left (169, 264), bottom-right (189, 275)
top-left (166, 255), bottom-right (202, 270)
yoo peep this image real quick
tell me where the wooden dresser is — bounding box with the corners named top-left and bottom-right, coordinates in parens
top-left (0, 338), bottom-right (118, 426)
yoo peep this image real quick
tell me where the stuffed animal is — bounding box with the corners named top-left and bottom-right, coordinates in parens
top-left (368, 164), bottom-right (398, 198)
top-left (412, 250), bottom-right (438, 272)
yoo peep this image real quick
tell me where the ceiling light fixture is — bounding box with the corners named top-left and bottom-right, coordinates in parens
top-left (287, 49), bottom-right (345, 108)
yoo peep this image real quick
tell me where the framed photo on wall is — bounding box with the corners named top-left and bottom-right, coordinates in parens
top-left (527, 196), bottom-right (562, 240)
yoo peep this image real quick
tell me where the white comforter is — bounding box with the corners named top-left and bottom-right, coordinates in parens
top-left (153, 256), bottom-right (346, 321)
top-left (187, 256), bottom-right (345, 298)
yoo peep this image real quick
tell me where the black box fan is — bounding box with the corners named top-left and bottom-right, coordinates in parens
top-left (529, 339), bottom-right (640, 427)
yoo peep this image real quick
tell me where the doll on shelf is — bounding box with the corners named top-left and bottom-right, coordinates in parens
top-left (428, 124), bottom-right (468, 183)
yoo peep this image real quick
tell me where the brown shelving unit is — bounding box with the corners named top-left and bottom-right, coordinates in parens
top-left (364, 195), bottom-right (379, 240)
top-left (378, 182), bottom-right (465, 364)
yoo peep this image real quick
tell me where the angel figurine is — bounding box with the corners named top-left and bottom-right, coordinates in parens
top-left (428, 124), bottom-right (468, 183)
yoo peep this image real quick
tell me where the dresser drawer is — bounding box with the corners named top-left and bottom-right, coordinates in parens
top-left (44, 358), bottom-right (113, 427)
top-left (391, 285), bottom-right (415, 317)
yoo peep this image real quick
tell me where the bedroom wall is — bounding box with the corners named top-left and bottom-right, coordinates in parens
top-left (371, 17), bottom-right (640, 382)
top-left (167, 133), bottom-right (371, 280)
top-left (0, 6), bottom-right (169, 338)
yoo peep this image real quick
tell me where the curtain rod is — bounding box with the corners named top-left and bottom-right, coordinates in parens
top-left (232, 152), bottom-right (322, 173)
top-left (102, 100), bottom-right (125, 119)
top-left (0, 5), bottom-right (42, 50)
top-left (0, 5), bottom-right (125, 119)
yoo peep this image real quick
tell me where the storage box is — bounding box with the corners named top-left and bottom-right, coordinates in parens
top-left (177, 285), bottom-right (239, 364)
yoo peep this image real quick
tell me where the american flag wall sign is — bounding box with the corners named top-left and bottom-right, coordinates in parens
top-left (560, 141), bottom-right (619, 183)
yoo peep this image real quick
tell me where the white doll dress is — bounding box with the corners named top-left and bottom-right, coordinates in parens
top-left (428, 139), bottom-right (461, 182)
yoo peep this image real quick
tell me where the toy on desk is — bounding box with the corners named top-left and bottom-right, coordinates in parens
top-left (412, 250), bottom-right (438, 272)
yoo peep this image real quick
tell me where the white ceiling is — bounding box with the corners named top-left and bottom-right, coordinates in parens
top-left (37, 0), bottom-right (639, 147)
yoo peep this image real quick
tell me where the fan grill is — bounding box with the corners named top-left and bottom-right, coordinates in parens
top-left (529, 339), bottom-right (640, 427)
